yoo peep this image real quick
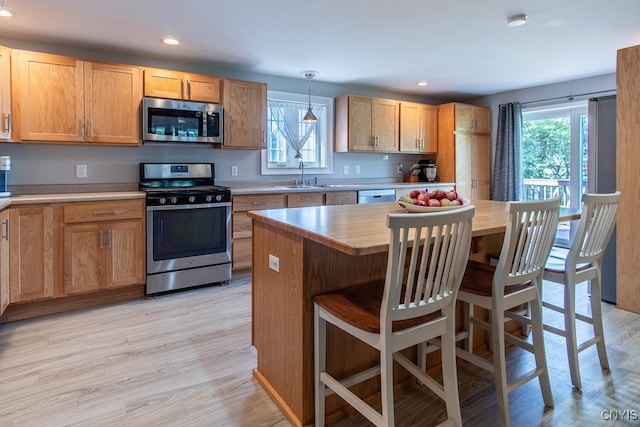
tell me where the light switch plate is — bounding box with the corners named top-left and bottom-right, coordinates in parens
top-left (268, 254), bottom-right (280, 272)
top-left (343, 165), bottom-right (350, 175)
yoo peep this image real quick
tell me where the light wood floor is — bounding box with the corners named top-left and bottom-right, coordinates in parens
top-left (1, 277), bottom-right (639, 426)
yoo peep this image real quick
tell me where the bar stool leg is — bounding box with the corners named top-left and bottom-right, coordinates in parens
top-left (589, 275), bottom-right (610, 370)
top-left (564, 277), bottom-right (582, 389)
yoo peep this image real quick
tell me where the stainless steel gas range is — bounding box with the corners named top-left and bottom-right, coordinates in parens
top-left (140, 163), bottom-right (231, 295)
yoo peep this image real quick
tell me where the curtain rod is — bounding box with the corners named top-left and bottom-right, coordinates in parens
top-left (519, 89), bottom-right (616, 106)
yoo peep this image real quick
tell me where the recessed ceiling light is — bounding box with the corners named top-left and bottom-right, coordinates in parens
top-left (0, 0), bottom-right (15, 17)
top-left (507, 14), bottom-right (527, 27)
top-left (162, 36), bottom-right (180, 46)
top-left (416, 81), bottom-right (429, 87)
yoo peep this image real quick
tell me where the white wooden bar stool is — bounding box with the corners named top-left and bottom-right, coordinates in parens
top-left (314, 205), bottom-right (475, 427)
top-left (453, 198), bottom-right (560, 427)
top-left (542, 191), bottom-right (620, 390)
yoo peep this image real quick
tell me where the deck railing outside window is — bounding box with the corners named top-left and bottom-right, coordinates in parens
top-left (523, 179), bottom-right (587, 208)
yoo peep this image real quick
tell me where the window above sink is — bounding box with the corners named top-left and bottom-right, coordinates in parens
top-left (260, 90), bottom-right (334, 176)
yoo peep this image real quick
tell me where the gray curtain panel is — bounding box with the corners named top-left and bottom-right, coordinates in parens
top-left (491, 102), bottom-right (523, 201)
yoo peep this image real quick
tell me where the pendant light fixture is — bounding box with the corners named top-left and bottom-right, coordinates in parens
top-left (302, 71), bottom-right (318, 123)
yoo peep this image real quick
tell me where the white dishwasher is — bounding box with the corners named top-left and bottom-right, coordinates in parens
top-left (357, 189), bottom-right (396, 203)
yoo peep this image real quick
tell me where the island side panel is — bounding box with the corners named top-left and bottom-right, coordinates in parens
top-left (252, 220), bottom-right (306, 422)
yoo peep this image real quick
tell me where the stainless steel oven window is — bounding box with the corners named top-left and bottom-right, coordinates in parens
top-left (146, 203), bottom-right (231, 274)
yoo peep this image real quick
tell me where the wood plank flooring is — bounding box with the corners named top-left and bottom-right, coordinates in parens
top-left (1, 277), bottom-right (639, 426)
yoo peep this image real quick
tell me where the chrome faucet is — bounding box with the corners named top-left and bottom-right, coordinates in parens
top-left (299, 159), bottom-right (304, 186)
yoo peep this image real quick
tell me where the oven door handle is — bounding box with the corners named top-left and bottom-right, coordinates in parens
top-left (146, 202), bottom-right (231, 211)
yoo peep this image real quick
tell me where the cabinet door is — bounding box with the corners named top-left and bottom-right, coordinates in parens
top-left (143, 68), bottom-right (185, 99)
top-left (12, 50), bottom-right (84, 142)
top-left (222, 79), bottom-right (266, 149)
top-left (473, 134), bottom-right (491, 199)
top-left (348, 96), bottom-right (374, 151)
top-left (0, 210), bottom-right (9, 315)
top-left (63, 222), bottom-right (102, 295)
top-left (325, 191), bottom-right (357, 205)
top-left (473, 106), bottom-right (491, 134)
top-left (418, 104), bottom-right (437, 153)
top-left (399, 102), bottom-right (420, 152)
top-left (0, 46), bottom-right (11, 140)
top-left (372, 98), bottom-right (398, 151)
top-left (105, 219), bottom-right (144, 289)
top-left (185, 73), bottom-right (221, 103)
top-left (454, 134), bottom-right (474, 200)
top-left (84, 62), bottom-right (142, 144)
top-left (9, 206), bottom-right (55, 302)
top-left (454, 103), bottom-right (475, 132)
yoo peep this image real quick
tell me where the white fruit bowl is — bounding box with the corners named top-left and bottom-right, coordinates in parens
top-left (398, 198), bottom-right (471, 212)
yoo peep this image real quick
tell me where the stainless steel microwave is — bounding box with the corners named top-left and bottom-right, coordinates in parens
top-left (142, 97), bottom-right (223, 144)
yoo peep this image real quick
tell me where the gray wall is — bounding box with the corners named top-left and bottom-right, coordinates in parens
top-left (467, 73), bottom-right (617, 171)
top-left (0, 37), bottom-right (445, 186)
top-left (0, 37), bottom-right (617, 186)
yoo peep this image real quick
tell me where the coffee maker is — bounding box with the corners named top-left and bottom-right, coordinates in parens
top-left (417, 159), bottom-right (437, 182)
top-left (0, 156), bottom-right (10, 197)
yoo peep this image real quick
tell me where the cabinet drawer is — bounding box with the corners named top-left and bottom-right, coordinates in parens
top-left (287, 192), bottom-right (324, 208)
top-left (233, 212), bottom-right (252, 239)
top-left (232, 238), bottom-right (252, 270)
top-left (233, 194), bottom-right (285, 212)
top-left (64, 200), bottom-right (144, 223)
top-left (325, 191), bottom-right (357, 206)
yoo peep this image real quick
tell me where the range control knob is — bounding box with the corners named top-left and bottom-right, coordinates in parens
top-left (170, 197), bottom-right (178, 204)
top-left (188, 196), bottom-right (196, 203)
top-left (159, 197), bottom-right (166, 205)
top-left (206, 195), bottom-right (213, 202)
top-left (216, 195), bottom-right (223, 202)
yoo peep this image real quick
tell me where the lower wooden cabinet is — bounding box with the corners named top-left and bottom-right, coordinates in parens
top-left (9, 205), bottom-right (57, 303)
top-left (232, 191), bottom-right (357, 270)
top-left (63, 200), bottom-right (144, 294)
top-left (0, 209), bottom-right (9, 315)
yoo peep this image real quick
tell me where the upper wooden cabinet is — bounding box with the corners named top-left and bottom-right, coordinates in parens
top-left (143, 68), bottom-right (221, 103)
top-left (0, 46), bottom-right (11, 141)
top-left (437, 102), bottom-right (492, 200)
top-left (399, 102), bottom-right (437, 153)
top-left (222, 78), bottom-right (267, 149)
top-left (336, 95), bottom-right (399, 152)
top-left (11, 50), bottom-right (142, 145)
top-left (452, 102), bottom-right (491, 134)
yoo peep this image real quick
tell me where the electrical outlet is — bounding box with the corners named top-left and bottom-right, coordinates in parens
top-left (343, 165), bottom-right (350, 175)
top-left (268, 254), bottom-right (280, 272)
top-left (76, 164), bottom-right (87, 178)
top-left (231, 165), bottom-right (238, 176)
top-left (382, 155), bottom-right (389, 160)
top-left (355, 165), bottom-right (361, 174)
top-left (397, 163), bottom-right (403, 174)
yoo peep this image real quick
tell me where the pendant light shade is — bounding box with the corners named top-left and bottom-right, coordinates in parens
top-left (302, 71), bottom-right (318, 123)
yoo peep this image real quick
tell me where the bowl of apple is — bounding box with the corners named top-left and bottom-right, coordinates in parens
top-left (398, 189), bottom-right (470, 212)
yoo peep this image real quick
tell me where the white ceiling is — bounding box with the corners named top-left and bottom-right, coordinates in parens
top-left (1, 0), bottom-right (639, 99)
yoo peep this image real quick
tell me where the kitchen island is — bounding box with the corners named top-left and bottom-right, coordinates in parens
top-left (248, 200), bottom-right (578, 426)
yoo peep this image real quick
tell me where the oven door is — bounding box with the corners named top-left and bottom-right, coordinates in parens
top-left (146, 202), bottom-right (231, 274)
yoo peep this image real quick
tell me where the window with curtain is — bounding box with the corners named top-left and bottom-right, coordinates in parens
top-left (260, 91), bottom-right (334, 175)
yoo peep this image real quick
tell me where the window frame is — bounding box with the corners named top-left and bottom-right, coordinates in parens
top-left (260, 90), bottom-right (334, 175)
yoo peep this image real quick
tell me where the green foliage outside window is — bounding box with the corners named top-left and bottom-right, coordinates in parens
top-left (522, 118), bottom-right (571, 179)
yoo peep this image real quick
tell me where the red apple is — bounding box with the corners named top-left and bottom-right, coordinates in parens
top-left (417, 192), bottom-right (429, 201)
top-left (409, 190), bottom-right (421, 198)
top-left (445, 190), bottom-right (457, 201)
top-left (455, 197), bottom-right (465, 205)
top-left (415, 199), bottom-right (427, 206)
top-left (427, 199), bottom-right (441, 207)
top-left (433, 190), bottom-right (447, 200)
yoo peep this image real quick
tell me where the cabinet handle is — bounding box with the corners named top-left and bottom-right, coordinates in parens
top-left (180, 79), bottom-right (184, 99)
top-left (99, 229), bottom-right (104, 249)
top-left (419, 138), bottom-right (424, 150)
top-left (106, 229), bottom-right (112, 249)
top-left (93, 210), bottom-right (119, 216)
top-left (251, 202), bottom-right (266, 206)
top-left (3, 113), bottom-right (10, 133)
top-left (186, 80), bottom-right (191, 99)
top-left (2, 218), bottom-right (8, 241)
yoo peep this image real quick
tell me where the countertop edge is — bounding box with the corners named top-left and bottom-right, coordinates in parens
top-left (230, 182), bottom-right (455, 195)
top-left (2, 191), bottom-right (146, 206)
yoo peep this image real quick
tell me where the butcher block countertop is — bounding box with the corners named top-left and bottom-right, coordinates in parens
top-left (4, 191), bottom-right (145, 206)
top-left (248, 199), bottom-right (579, 256)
